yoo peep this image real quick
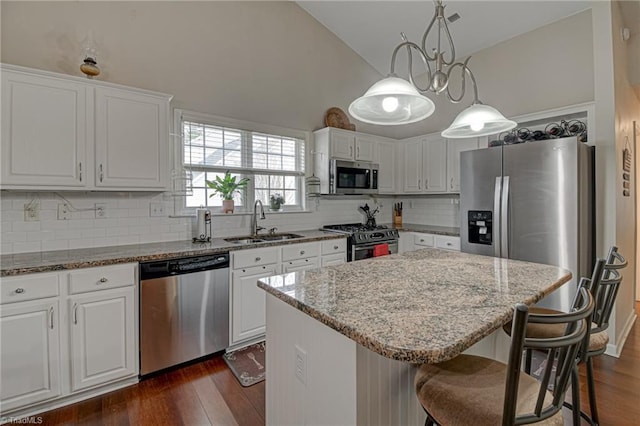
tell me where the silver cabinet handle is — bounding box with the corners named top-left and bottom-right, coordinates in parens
top-left (305, 259), bottom-right (309, 262)
top-left (447, 242), bottom-right (452, 246)
top-left (333, 245), bottom-right (339, 250)
top-left (418, 179), bottom-right (421, 190)
top-left (255, 257), bottom-right (261, 262)
top-left (425, 179), bottom-right (429, 189)
top-left (357, 146), bottom-right (360, 158)
top-left (14, 287), bottom-right (25, 294)
top-left (49, 307), bottom-right (54, 329)
top-left (73, 303), bottom-right (78, 324)
top-left (98, 277), bottom-right (108, 284)
top-left (420, 239), bottom-right (425, 242)
top-left (79, 162), bottom-right (83, 182)
top-left (450, 177), bottom-right (454, 189)
top-left (99, 164), bottom-right (103, 182)
top-left (350, 146), bottom-right (353, 157)
top-left (300, 250), bottom-right (305, 255)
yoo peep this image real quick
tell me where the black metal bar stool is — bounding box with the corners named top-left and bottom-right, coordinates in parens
top-left (414, 288), bottom-right (594, 426)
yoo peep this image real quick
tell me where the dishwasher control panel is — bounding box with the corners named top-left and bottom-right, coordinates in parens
top-left (140, 254), bottom-right (229, 279)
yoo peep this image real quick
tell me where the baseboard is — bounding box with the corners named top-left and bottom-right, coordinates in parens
top-left (604, 312), bottom-right (637, 358)
top-left (0, 376), bottom-right (138, 421)
top-left (227, 335), bottom-right (265, 352)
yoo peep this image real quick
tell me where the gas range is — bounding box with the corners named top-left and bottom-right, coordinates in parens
top-left (323, 223), bottom-right (399, 261)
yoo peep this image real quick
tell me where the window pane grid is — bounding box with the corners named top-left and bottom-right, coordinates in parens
top-left (182, 117), bottom-right (305, 210)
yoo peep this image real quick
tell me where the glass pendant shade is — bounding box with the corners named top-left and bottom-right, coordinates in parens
top-left (348, 76), bottom-right (435, 125)
top-left (441, 103), bottom-right (517, 138)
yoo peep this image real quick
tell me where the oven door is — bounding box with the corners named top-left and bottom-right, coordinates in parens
top-left (352, 240), bottom-right (398, 261)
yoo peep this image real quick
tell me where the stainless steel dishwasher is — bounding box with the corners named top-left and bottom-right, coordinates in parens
top-left (139, 253), bottom-right (229, 376)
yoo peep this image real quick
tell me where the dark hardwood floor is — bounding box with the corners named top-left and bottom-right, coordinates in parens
top-left (26, 302), bottom-right (640, 425)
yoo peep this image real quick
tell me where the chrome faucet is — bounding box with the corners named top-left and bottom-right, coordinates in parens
top-left (251, 200), bottom-right (266, 237)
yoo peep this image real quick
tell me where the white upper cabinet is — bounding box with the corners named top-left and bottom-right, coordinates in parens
top-left (376, 139), bottom-right (396, 194)
top-left (95, 87), bottom-right (168, 189)
top-left (314, 127), bottom-right (379, 162)
top-left (446, 137), bottom-right (479, 192)
top-left (354, 134), bottom-right (377, 162)
top-left (1, 71), bottom-right (87, 187)
top-left (402, 135), bottom-right (447, 193)
top-left (0, 64), bottom-right (171, 191)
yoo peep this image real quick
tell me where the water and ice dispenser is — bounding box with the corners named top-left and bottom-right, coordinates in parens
top-left (468, 211), bottom-right (492, 245)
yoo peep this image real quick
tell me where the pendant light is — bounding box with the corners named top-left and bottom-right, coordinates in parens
top-left (348, 0), bottom-right (516, 138)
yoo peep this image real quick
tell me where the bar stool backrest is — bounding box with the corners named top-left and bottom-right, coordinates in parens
top-left (503, 287), bottom-right (594, 425)
top-left (591, 246), bottom-right (627, 334)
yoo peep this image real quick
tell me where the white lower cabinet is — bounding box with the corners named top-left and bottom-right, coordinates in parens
top-left (399, 232), bottom-right (460, 253)
top-left (0, 263), bottom-right (137, 416)
top-left (230, 238), bottom-right (346, 348)
top-left (231, 253), bottom-right (279, 346)
top-left (69, 287), bottom-right (136, 392)
top-left (0, 299), bottom-right (61, 412)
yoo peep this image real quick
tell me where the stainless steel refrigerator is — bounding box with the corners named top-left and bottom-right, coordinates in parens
top-left (460, 136), bottom-right (594, 311)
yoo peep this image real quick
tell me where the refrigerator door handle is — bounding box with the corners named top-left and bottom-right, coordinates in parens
top-left (501, 176), bottom-right (510, 258)
top-left (494, 177), bottom-right (502, 257)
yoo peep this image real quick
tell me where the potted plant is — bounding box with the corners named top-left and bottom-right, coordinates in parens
top-left (269, 193), bottom-right (285, 212)
top-left (206, 171), bottom-right (249, 213)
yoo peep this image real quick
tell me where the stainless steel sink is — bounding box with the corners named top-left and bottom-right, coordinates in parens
top-left (224, 237), bottom-right (266, 244)
top-left (224, 233), bottom-right (304, 244)
top-left (259, 233), bottom-right (304, 241)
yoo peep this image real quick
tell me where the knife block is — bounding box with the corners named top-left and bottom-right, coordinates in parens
top-left (393, 212), bottom-right (402, 227)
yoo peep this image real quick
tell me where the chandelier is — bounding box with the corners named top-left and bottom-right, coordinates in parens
top-left (348, 0), bottom-right (516, 138)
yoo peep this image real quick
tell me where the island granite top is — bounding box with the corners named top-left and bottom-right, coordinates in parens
top-left (1, 230), bottom-right (344, 276)
top-left (258, 248), bottom-right (571, 364)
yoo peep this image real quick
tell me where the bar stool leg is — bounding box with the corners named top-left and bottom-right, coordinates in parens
top-left (571, 367), bottom-right (582, 426)
top-left (524, 348), bottom-right (532, 374)
top-left (586, 357), bottom-right (599, 425)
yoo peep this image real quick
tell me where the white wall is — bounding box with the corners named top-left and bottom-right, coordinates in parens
top-left (386, 9), bottom-right (595, 139)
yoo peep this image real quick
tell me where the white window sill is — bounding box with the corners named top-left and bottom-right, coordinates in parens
top-left (170, 209), bottom-right (312, 218)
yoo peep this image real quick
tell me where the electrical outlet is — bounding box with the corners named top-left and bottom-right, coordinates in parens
top-left (95, 203), bottom-right (107, 219)
top-left (57, 203), bottom-right (71, 220)
top-left (149, 202), bottom-right (165, 217)
top-left (24, 202), bottom-right (40, 222)
top-left (295, 344), bottom-right (307, 385)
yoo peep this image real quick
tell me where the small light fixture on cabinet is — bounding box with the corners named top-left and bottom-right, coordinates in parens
top-left (348, 0), bottom-right (516, 138)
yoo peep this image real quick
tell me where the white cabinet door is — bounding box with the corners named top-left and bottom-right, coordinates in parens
top-left (321, 253), bottom-right (346, 267)
top-left (447, 138), bottom-right (479, 192)
top-left (0, 300), bottom-right (61, 411)
top-left (354, 134), bottom-right (376, 161)
top-left (1, 71), bottom-right (87, 188)
top-left (377, 140), bottom-right (396, 194)
top-left (403, 139), bottom-right (423, 193)
top-left (398, 232), bottom-right (414, 254)
top-left (94, 87), bottom-right (169, 189)
top-left (231, 264), bottom-right (278, 345)
top-left (69, 287), bottom-right (136, 392)
top-left (423, 137), bottom-right (447, 193)
top-left (330, 129), bottom-right (355, 160)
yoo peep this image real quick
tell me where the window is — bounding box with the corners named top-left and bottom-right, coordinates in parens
top-left (177, 110), bottom-right (306, 212)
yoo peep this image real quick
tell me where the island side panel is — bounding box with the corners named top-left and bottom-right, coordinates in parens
top-left (266, 294), bottom-right (357, 425)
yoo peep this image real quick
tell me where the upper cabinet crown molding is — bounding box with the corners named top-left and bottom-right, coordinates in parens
top-left (0, 63), bottom-right (172, 191)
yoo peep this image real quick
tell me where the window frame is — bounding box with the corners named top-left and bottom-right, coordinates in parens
top-left (173, 109), bottom-right (310, 215)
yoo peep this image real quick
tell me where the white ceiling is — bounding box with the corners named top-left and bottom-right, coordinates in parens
top-left (297, 1), bottom-right (592, 76)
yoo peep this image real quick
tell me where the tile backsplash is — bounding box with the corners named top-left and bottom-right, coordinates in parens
top-left (0, 192), bottom-right (459, 254)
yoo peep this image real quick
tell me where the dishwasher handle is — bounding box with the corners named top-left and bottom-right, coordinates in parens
top-left (140, 253), bottom-right (230, 280)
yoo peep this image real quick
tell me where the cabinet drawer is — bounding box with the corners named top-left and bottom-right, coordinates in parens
top-left (321, 238), bottom-right (347, 255)
top-left (414, 233), bottom-right (435, 247)
top-left (0, 272), bottom-right (60, 304)
top-left (233, 247), bottom-right (279, 269)
top-left (435, 235), bottom-right (461, 251)
top-left (68, 263), bottom-right (136, 295)
top-left (282, 242), bottom-right (320, 261)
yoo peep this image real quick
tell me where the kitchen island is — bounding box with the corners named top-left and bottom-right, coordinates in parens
top-left (257, 248), bottom-right (572, 425)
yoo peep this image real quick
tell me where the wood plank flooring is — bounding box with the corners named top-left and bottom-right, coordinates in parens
top-left (26, 302), bottom-right (640, 425)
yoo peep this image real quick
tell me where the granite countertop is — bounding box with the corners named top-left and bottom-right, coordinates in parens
top-left (0, 230), bottom-right (345, 276)
top-left (258, 248), bottom-right (571, 364)
top-left (382, 223), bottom-right (460, 236)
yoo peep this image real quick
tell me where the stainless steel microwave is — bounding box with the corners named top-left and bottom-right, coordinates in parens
top-left (320, 160), bottom-right (379, 195)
